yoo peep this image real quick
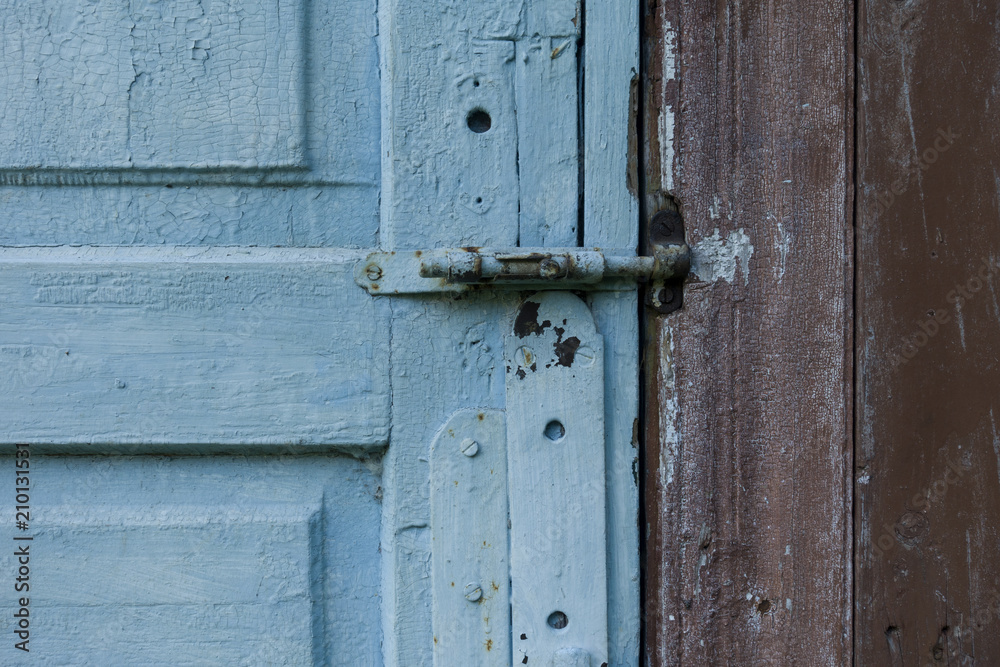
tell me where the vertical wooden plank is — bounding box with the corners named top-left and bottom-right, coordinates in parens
top-left (643, 1), bottom-right (854, 665)
top-left (505, 292), bottom-right (607, 666)
top-left (581, 3), bottom-right (642, 664)
top-left (857, 1), bottom-right (1000, 662)
top-left (379, 0), bottom-right (521, 249)
top-left (430, 409), bottom-right (510, 665)
top-left (381, 293), bottom-right (515, 667)
top-left (592, 290), bottom-right (641, 666)
top-left (515, 0), bottom-right (580, 247)
top-left (580, 2), bottom-right (643, 663)
top-left (584, 0), bottom-right (639, 250)
top-left (515, 36), bottom-right (579, 247)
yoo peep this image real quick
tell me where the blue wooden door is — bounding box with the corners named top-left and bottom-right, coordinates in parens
top-left (0, 1), bottom-right (639, 664)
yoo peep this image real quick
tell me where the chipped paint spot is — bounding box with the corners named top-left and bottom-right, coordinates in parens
top-left (690, 228), bottom-right (754, 286)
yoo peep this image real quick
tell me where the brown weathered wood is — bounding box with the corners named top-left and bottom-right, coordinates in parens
top-left (856, 1), bottom-right (1000, 663)
top-left (642, 0), bottom-right (855, 663)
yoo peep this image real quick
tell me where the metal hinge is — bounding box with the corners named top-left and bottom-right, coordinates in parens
top-left (354, 222), bottom-right (689, 299)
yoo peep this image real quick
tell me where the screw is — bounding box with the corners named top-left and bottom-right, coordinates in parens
top-left (365, 264), bottom-right (383, 281)
top-left (575, 345), bottom-right (596, 367)
top-left (538, 258), bottom-right (561, 279)
top-left (514, 346), bottom-right (534, 367)
top-left (464, 583), bottom-right (483, 602)
top-left (651, 210), bottom-right (678, 239)
top-left (658, 287), bottom-right (675, 304)
top-left (460, 438), bottom-right (479, 457)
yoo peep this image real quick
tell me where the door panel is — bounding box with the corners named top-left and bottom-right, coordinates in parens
top-left (1, 0), bottom-right (641, 663)
top-left (0, 454), bottom-right (382, 665)
top-left (1, 247), bottom-right (388, 448)
top-left (0, 0), bottom-right (379, 247)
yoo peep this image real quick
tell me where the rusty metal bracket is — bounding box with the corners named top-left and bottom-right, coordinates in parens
top-left (646, 209), bottom-right (687, 314)
top-left (355, 244), bottom-right (689, 295)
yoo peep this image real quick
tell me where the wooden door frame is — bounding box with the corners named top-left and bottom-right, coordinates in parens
top-left (640, 0), bottom-right (855, 663)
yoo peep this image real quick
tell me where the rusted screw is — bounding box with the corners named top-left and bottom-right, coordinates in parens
top-left (460, 438), bottom-right (479, 457)
top-left (651, 210), bottom-right (677, 239)
top-left (538, 258), bottom-right (561, 279)
top-left (658, 287), bottom-right (675, 304)
top-left (365, 264), bottom-right (383, 281)
top-left (514, 346), bottom-right (534, 367)
top-left (464, 583), bottom-right (483, 602)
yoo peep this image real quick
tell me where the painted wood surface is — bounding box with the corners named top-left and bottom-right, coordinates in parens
top-left (515, 35), bottom-right (579, 247)
top-left (379, 0), bottom-right (582, 250)
top-left (430, 409), bottom-right (509, 665)
top-left (643, 0), bottom-right (854, 664)
top-left (856, 1), bottom-right (1000, 662)
top-left (381, 294), bottom-right (515, 666)
top-left (583, 0), bottom-right (639, 251)
top-left (592, 290), bottom-right (641, 665)
top-left (0, 0), bottom-right (643, 662)
top-left (0, 454), bottom-right (382, 666)
top-left (505, 292), bottom-right (608, 665)
top-left (0, 247), bottom-right (389, 448)
top-left (0, 0), bottom-right (380, 247)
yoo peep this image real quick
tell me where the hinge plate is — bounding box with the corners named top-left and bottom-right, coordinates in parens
top-left (505, 292), bottom-right (608, 665)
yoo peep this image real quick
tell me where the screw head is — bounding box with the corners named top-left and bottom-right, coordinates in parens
top-left (651, 211), bottom-right (676, 238)
top-left (464, 583), bottom-right (483, 602)
top-left (514, 346), bottom-right (534, 367)
top-left (365, 264), bottom-right (383, 281)
top-left (658, 287), bottom-right (675, 304)
top-left (460, 438), bottom-right (479, 457)
top-left (575, 345), bottom-right (596, 367)
top-left (538, 258), bottom-right (561, 279)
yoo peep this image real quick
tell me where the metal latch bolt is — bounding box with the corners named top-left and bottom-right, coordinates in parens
top-left (355, 245), bottom-right (689, 295)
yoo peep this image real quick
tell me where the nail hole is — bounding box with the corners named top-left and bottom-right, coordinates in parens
top-left (475, 196), bottom-right (483, 204)
top-left (543, 420), bottom-right (565, 442)
top-left (547, 611), bottom-right (568, 629)
top-left (473, 79), bottom-right (481, 87)
top-left (467, 109), bottom-right (492, 133)
top-left (757, 599), bottom-right (771, 614)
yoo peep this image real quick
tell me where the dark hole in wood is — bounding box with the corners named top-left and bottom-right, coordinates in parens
top-left (543, 421), bottom-right (565, 442)
top-left (467, 109), bottom-right (492, 133)
top-left (546, 611), bottom-right (568, 629)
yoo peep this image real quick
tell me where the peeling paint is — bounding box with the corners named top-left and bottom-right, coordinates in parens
top-left (690, 228), bottom-right (755, 286)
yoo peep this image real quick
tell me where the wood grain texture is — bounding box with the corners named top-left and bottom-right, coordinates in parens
top-left (505, 292), bottom-right (608, 666)
top-left (643, 0), bottom-right (854, 664)
top-left (515, 35), bottom-right (579, 247)
top-left (0, 247), bottom-right (389, 448)
top-left (0, 454), bottom-right (382, 666)
top-left (592, 290), bottom-right (641, 666)
top-left (583, 0), bottom-right (639, 251)
top-left (856, 1), bottom-right (1000, 662)
top-left (379, 0), bottom-right (584, 250)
